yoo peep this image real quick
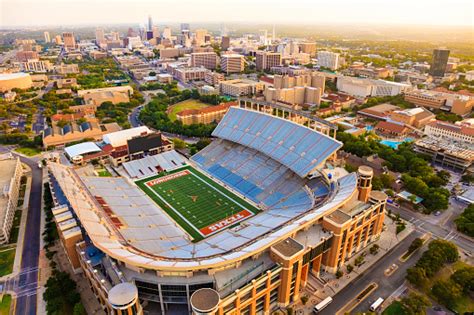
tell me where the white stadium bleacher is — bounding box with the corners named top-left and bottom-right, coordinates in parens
top-left (123, 150), bottom-right (187, 179)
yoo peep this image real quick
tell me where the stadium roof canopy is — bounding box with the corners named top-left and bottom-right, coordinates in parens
top-left (64, 142), bottom-right (102, 158)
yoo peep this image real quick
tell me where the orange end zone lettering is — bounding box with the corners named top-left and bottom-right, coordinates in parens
top-left (200, 209), bottom-right (253, 236)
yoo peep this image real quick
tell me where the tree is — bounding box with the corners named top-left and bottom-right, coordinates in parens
top-left (336, 269), bottom-right (343, 278)
top-left (406, 267), bottom-right (428, 287)
top-left (455, 204), bottom-right (474, 237)
top-left (400, 292), bottom-right (430, 315)
top-left (369, 244), bottom-right (379, 255)
top-left (346, 264), bottom-right (354, 273)
top-left (432, 279), bottom-right (462, 309)
top-left (73, 303), bottom-right (87, 315)
top-left (407, 238), bottom-right (423, 254)
top-left (451, 266), bottom-right (474, 293)
top-left (43, 270), bottom-right (81, 314)
top-left (172, 138), bottom-right (186, 149)
top-left (149, 71), bottom-right (157, 76)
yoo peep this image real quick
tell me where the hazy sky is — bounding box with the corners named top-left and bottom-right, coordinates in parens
top-left (1, 0), bottom-right (473, 27)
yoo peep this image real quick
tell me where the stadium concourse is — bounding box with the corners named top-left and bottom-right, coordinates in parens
top-left (47, 104), bottom-right (388, 315)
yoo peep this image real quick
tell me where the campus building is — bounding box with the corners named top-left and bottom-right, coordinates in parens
top-left (221, 54), bottom-right (244, 74)
top-left (256, 51), bottom-right (282, 71)
top-left (219, 79), bottom-right (264, 97)
top-left (48, 99), bottom-right (387, 315)
top-left (176, 102), bottom-right (237, 125)
top-left (0, 156), bottom-right (23, 244)
top-left (191, 52), bottom-right (218, 70)
top-left (0, 72), bottom-right (33, 92)
top-left (317, 51), bottom-right (340, 70)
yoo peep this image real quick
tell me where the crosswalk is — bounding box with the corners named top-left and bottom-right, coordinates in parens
top-left (0, 267), bottom-right (40, 298)
top-left (408, 217), bottom-right (459, 241)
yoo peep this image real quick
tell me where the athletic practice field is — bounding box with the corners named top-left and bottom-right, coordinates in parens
top-left (135, 166), bottom-right (260, 241)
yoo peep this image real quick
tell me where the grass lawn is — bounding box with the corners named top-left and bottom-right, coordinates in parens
top-left (136, 166), bottom-right (260, 241)
top-left (427, 261), bottom-right (474, 314)
top-left (0, 248), bottom-right (16, 277)
top-left (97, 169), bottom-right (112, 177)
top-left (14, 147), bottom-right (41, 157)
top-left (167, 99), bottom-right (209, 121)
top-left (383, 301), bottom-right (407, 315)
top-left (0, 294), bottom-right (12, 315)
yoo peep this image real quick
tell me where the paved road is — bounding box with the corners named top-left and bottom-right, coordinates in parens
top-left (13, 154), bottom-right (43, 315)
top-left (320, 231), bottom-right (423, 315)
top-left (389, 205), bottom-right (474, 254)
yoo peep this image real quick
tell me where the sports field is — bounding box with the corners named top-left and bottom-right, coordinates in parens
top-left (135, 166), bottom-right (260, 241)
top-left (167, 99), bottom-right (209, 121)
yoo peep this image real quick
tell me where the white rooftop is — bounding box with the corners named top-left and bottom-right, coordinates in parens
top-left (103, 126), bottom-right (151, 148)
top-left (64, 142), bottom-right (102, 158)
top-left (0, 72), bottom-right (30, 80)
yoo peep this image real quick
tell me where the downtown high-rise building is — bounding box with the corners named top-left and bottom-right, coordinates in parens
top-left (148, 15), bottom-right (153, 31)
top-left (95, 28), bottom-right (105, 44)
top-left (181, 23), bottom-right (190, 31)
top-left (43, 31), bottom-right (50, 43)
top-left (62, 32), bottom-right (76, 50)
top-left (430, 48), bottom-right (450, 77)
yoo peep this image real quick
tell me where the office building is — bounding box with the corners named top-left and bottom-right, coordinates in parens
top-left (48, 101), bottom-right (387, 314)
top-left (317, 51), bottom-right (340, 70)
top-left (300, 42), bottom-right (316, 56)
top-left (430, 49), bottom-right (450, 77)
top-left (221, 54), bottom-right (244, 74)
top-left (162, 27), bottom-right (172, 39)
top-left (181, 23), bottom-right (190, 31)
top-left (148, 15), bottom-right (153, 31)
top-left (221, 36), bottom-right (230, 50)
top-left (95, 28), bottom-right (105, 44)
top-left (190, 52), bottom-right (218, 70)
top-left (256, 51), bottom-right (282, 71)
top-left (62, 32), bottom-right (76, 50)
top-left (194, 29), bottom-right (207, 46)
top-left (44, 31), bottom-right (51, 43)
top-left (0, 156), bottom-right (22, 244)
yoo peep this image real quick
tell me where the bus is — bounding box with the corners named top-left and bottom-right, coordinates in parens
top-left (313, 297), bottom-right (333, 313)
top-left (369, 297), bottom-right (384, 311)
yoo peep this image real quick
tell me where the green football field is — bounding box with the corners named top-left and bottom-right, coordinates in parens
top-left (135, 166), bottom-right (260, 241)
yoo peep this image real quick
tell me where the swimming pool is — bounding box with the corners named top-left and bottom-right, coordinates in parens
top-left (379, 138), bottom-right (413, 149)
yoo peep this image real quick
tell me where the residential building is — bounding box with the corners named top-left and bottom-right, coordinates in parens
top-left (424, 120), bottom-right (474, 144)
top-left (219, 79), bottom-right (264, 97)
top-left (256, 51), bottom-right (282, 71)
top-left (62, 32), bottom-right (76, 50)
top-left (176, 101), bottom-right (237, 125)
top-left (317, 51), bottom-right (340, 70)
top-left (430, 48), bottom-right (450, 77)
top-left (0, 156), bottom-right (22, 244)
top-left (221, 54), bottom-right (244, 74)
top-left (190, 52), bottom-right (218, 70)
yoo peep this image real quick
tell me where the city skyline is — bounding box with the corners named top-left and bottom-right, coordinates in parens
top-left (1, 0), bottom-right (473, 27)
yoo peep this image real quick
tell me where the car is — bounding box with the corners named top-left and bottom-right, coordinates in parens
top-left (434, 211), bottom-right (441, 216)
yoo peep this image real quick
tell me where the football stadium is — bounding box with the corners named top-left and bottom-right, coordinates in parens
top-left (48, 99), bottom-right (388, 315)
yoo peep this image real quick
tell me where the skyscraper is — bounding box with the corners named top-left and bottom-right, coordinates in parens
top-left (221, 36), bottom-right (230, 51)
top-left (181, 23), bottom-right (190, 31)
top-left (430, 48), bottom-right (450, 77)
top-left (95, 28), bottom-right (105, 44)
top-left (162, 27), bottom-right (172, 39)
top-left (62, 32), bottom-right (76, 50)
top-left (43, 31), bottom-right (50, 43)
top-left (148, 15), bottom-right (153, 31)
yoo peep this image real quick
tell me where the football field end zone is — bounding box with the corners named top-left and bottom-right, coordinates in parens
top-left (135, 165), bottom-right (260, 241)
